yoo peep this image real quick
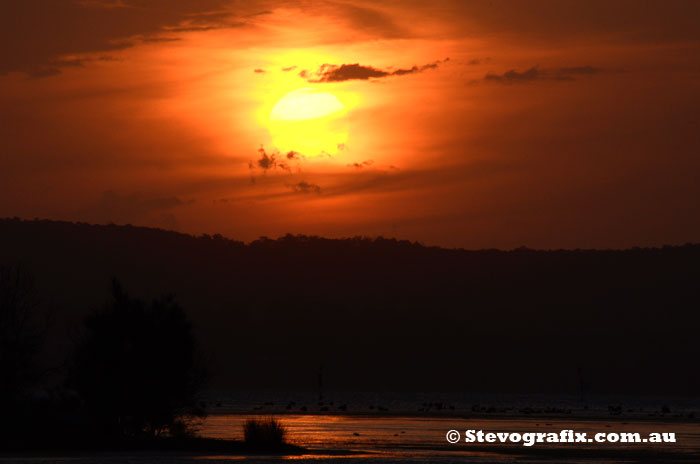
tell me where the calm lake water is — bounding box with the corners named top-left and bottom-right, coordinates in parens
top-left (4, 414), bottom-right (696, 463)
top-left (197, 414), bottom-right (700, 463)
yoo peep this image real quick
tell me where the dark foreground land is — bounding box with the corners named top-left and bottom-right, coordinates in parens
top-left (1, 218), bottom-right (699, 462)
top-left (1, 217), bottom-right (698, 395)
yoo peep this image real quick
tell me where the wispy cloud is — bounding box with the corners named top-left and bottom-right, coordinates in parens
top-left (291, 181), bottom-right (321, 194)
top-left (77, 190), bottom-right (193, 230)
top-left (348, 160), bottom-right (374, 169)
top-left (485, 65), bottom-right (602, 83)
top-left (2, 0), bottom-right (245, 77)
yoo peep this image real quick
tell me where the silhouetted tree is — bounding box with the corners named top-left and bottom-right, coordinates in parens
top-left (69, 280), bottom-right (207, 438)
top-left (0, 265), bottom-right (47, 407)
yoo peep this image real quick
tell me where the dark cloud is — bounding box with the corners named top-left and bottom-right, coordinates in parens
top-left (255, 147), bottom-right (276, 170)
top-left (485, 65), bottom-right (602, 83)
top-left (139, 36), bottom-right (180, 43)
top-left (26, 67), bottom-right (62, 79)
top-left (291, 181), bottom-right (321, 194)
top-left (0, 0), bottom-right (242, 77)
top-left (329, 2), bottom-right (408, 39)
top-left (50, 58), bottom-right (85, 68)
top-left (301, 58), bottom-right (448, 83)
top-left (348, 160), bottom-right (374, 169)
top-left (430, 0), bottom-right (700, 44)
top-left (558, 65), bottom-right (600, 76)
top-left (76, 1), bottom-right (129, 8)
top-left (312, 64), bottom-right (387, 81)
top-left (249, 147), bottom-right (293, 178)
top-left (485, 67), bottom-right (541, 83)
top-left (163, 17), bottom-right (243, 33)
top-left (313, 159), bottom-right (527, 200)
top-left (281, 66), bottom-right (297, 72)
top-left (254, 68), bottom-right (265, 73)
top-left (24, 54), bottom-right (120, 78)
top-left (554, 65), bottom-right (603, 79)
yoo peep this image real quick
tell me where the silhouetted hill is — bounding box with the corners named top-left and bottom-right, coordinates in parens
top-left (1, 218), bottom-right (698, 395)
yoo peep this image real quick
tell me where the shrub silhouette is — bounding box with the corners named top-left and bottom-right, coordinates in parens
top-left (243, 417), bottom-right (287, 449)
top-left (70, 279), bottom-right (207, 438)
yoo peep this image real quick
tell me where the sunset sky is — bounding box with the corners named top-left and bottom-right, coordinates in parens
top-left (2, 0), bottom-right (699, 249)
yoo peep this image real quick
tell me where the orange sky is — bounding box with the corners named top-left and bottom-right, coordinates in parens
top-left (2, 0), bottom-right (700, 248)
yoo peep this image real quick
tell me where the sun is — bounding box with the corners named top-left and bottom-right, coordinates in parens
top-left (269, 88), bottom-right (348, 156)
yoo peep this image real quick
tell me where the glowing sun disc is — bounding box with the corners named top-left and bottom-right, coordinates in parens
top-left (269, 88), bottom-right (348, 156)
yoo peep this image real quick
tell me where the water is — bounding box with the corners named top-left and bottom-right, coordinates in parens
top-left (7, 415), bottom-right (694, 463)
top-left (2, 392), bottom-right (699, 463)
top-left (198, 414), bottom-right (700, 462)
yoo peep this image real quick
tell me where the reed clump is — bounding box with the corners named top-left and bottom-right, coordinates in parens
top-left (243, 417), bottom-right (287, 449)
